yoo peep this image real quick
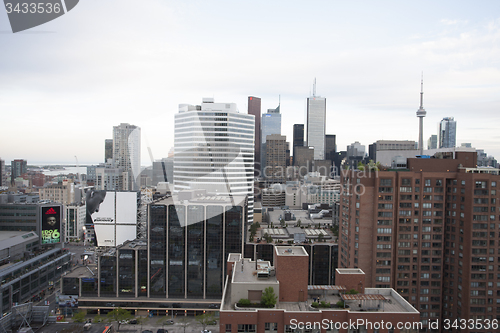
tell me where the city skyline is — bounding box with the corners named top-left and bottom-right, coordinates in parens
top-left (1, 1), bottom-right (499, 165)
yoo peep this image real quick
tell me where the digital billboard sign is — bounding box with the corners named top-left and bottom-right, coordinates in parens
top-left (41, 206), bottom-right (61, 244)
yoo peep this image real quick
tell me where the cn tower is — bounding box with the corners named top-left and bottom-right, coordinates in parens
top-left (416, 75), bottom-right (426, 155)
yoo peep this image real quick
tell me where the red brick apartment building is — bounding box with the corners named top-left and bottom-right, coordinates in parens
top-left (220, 246), bottom-right (420, 333)
top-left (339, 151), bottom-right (500, 332)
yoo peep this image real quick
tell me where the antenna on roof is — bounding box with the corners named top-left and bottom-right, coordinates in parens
top-left (313, 78), bottom-right (316, 97)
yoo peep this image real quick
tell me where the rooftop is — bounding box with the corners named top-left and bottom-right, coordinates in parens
top-left (336, 268), bottom-right (365, 275)
top-left (65, 265), bottom-right (97, 279)
top-left (232, 258), bottom-right (276, 284)
top-left (275, 246), bottom-right (308, 256)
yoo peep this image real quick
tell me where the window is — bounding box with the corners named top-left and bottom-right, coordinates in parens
top-left (226, 325), bottom-right (232, 333)
top-left (238, 324), bottom-right (256, 333)
top-left (264, 323), bottom-right (278, 333)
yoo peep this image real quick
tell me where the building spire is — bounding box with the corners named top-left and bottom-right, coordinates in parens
top-left (420, 72), bottom-right (424, 109)
top-left (416, 72), bottom-right (427, 155)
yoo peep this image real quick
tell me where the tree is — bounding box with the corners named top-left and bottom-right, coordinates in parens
top-left (136, 316), bottom-right (146, 332)
top-left (317, 233), bottom-right (324, 242)
top-left (261, 287), bottom-right (277, 308)
top-left (178, 316), bottom-right (190, 333)
top-left (105, 307), bottom-right (133, 331)
top-left (263, 233), bottom-right (273, 243)
top-left (195, 312), bottom-right (216, 331)
top-left (297, 219), bottom-right (301, 227)
top-left (72, 311), bottom-right (86, 323)
top-left (94, 314), bottom-right (104, 323)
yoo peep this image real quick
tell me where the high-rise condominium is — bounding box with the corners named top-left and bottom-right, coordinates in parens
top-left (173, 98), bottom-right (255, 223)
top-left (307, 96), bottom-right (326, 160)
top-left (439, 117), bottom-right (457, 148)
top-left (113, 123), bottom-right (141, 191)
top-left (339, 152), bottom-right (500, 332)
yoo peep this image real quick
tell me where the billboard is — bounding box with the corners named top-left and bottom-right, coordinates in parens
top-left (86, 190), bottom-right (137, 247)
top-left (41, 206), bottom-right (61, 244)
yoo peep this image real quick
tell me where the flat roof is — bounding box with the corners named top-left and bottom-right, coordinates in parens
top-left (275, 246), bottom-right (308, 256)
top-left (64, 265), bottom-right (97, 279)
top-left (232, 258), bottom-right (276, 284)
top-left (336, 268), bottom-right (365, 274)
top-left (0, 231), bottom-right (38, 251)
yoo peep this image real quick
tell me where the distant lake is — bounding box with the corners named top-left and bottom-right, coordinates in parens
top-left (40, 167), bottom-right (87, 176)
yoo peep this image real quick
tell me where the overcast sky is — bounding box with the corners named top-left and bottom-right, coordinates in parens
top-left (1, 0), bottom-right (499, 166)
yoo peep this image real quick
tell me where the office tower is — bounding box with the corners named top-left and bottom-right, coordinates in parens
top-left (428, 135), bottom-right (437, 150)
top-left (293, 124), bottom-right (304, 165)
top-left (105, 139), bottom-right (113, 162)
top-left (325, 134), bottom-right (336, 161)
top-left (70, 192), bottom-right (246, 307)
top-left (293, 124), bottom-right (304, 148)
top-left (0, 159), bottom-right (5, 187)
top-left (307, 90), bottom-right (326, 161)
top-left (152, 157), bottom-right (173, 185)
top-left (338, 151), bottom-right (500, 332)
top-left (65, 203), bottom-right (86, 241)
top-left (416, 77), bottom-right (426, 155)
top-left (439, 117), bottom-right (457, 148)
top-left (113, 123), bottom-right (141, 191)
top-left (261, 104), bottom-right (281, 172)
top-left (248, 96), bottom-right (261, 173)
top-left (174, 98), bottom-right (254, 223)
top-left (11, 159), bottom-right (27, 183)
top-left (346, 141), bottom-right (365, 157)
top-left (265, 134), bottom-right (287, 183)
top-left (293, 146), bottom-right (314, 176)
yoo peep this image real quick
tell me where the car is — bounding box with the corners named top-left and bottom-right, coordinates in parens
top-left (119, 320), bottom-right (129, 324)
top-left (129, 319), bottom-right (138, 324)
top-left (208, 304), bottom-right (219, 309)
top-left (201, 330), bottom-right (212, 333)
top-left (142, 331), bottom-right (153, 333)
top-left (157, 329), bottom-right (167, 333)
top-left (165, 319), bottom-right (174, 325)
top-left (207, 320), bottom-right (217, 325)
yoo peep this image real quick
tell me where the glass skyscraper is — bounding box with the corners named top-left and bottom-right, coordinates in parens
top-left (260, 105), bottom-right (281, 172)
top-left (439, 117), bottom-right (457, 148)
top-left (306, 96), bottom-right (326, 160)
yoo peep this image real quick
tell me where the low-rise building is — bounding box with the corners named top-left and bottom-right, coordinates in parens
top-left (220, 247), bottom-right (420, 333)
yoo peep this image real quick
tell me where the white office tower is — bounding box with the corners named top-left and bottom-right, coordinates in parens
top-left (113, 123), bottom-right (141, 191)
top-left (307, 96), bottom-right (326, 160)
top-left (174, 98), bottom-right (255, 223)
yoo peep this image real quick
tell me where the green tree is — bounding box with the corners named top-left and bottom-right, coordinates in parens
top-left (317, 233), bottom-right (324, 242)
top-left (261, 287), bottom-right (277, 308)
top-left (263, 233), bottom-right (273, 243)
top-left (105, 307), bottom-right (133, 331)
top-left (94, 314), bottom-right (104, 323)
top-left (195, 312), bottom-right (216, 331)
top-left (72, 311), bottom-right (86, 323)
top-left (297, 219), bottom-right (301, 227)
top-left (178, 316), bottom-right (190, 333)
